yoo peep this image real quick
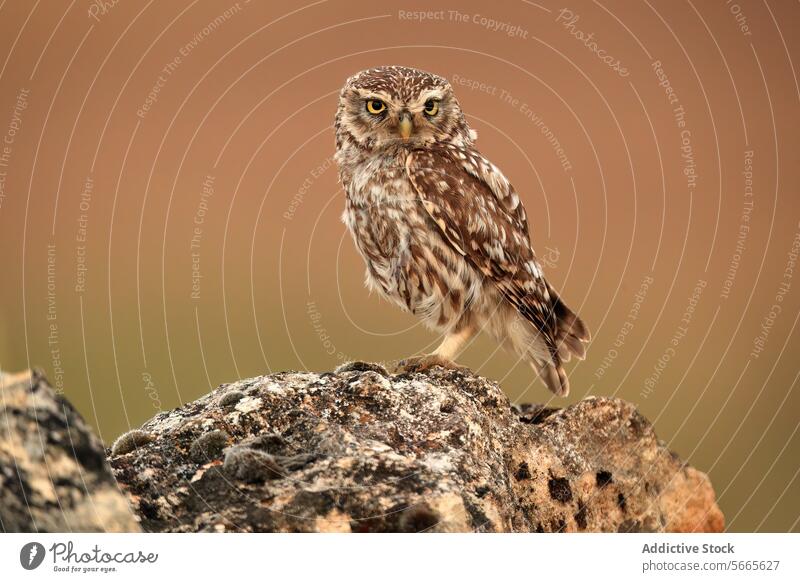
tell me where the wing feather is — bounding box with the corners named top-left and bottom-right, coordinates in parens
top-left (405, 146), bottom-right (561, 358)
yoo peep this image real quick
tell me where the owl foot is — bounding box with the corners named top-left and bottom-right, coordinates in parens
top-left (395, 354), bottom-right (469, 374)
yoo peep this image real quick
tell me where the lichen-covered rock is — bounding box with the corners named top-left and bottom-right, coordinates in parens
top-left (0, 370), bottom-right (140, 532)
top-left (109, 365), bottom-right (724, 533)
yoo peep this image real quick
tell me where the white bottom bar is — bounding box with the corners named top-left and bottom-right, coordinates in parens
top-left (0, 533), bottom-right (797, 581)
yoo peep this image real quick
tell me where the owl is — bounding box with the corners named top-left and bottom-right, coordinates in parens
top-left (334, 66), bottom-right (589, 395)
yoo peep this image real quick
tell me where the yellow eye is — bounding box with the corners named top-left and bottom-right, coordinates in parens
top-left (424, 99), bottom-right (439, 116)
top-left (366, 99), bottom-right (386, 114)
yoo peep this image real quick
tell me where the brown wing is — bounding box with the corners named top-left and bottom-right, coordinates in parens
top-left (405, 145), bottom-right (561, 359)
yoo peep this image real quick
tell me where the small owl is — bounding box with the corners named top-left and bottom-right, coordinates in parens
top-left (334, 66), bottom-right (589, 395)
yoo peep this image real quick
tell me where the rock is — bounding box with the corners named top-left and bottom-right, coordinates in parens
top-left (189, 430), bottom-right (230, 463)
top-left (110, 429), bottom-right (155, 457)
top-left (218, 390), bottom-right (244, 407)
top-left (109, 364), bottom-right (724, 533)
top-left (222, 447), bottom-right (283, 482)
top-left (0, 370), bottom-right (140, 532)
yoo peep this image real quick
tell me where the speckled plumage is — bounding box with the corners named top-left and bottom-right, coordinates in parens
top-left (334, 66), bottom-right (589, 395)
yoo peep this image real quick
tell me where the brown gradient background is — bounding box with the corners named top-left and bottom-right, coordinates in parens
top-left (0, 0), bottom-right (798, 532)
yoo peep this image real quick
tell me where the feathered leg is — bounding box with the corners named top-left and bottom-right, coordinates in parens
top-left (397, 319), bottom-right (476, 372)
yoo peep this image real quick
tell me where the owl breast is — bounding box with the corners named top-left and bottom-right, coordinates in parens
top-left (341, 151), bottom-right (481, 332)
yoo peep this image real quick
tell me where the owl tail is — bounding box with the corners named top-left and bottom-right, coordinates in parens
top-left (532, 358), bottom-right (571, 397)
top-left (533, 289), bottom-right (591, 397)
top-left (551, 291), bottom-right (591, 362)
top-left (495, 290), bottom-right (590, 396)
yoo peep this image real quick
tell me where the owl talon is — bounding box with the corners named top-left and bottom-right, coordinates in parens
top-left (396, 355), bottom-right (469, 374)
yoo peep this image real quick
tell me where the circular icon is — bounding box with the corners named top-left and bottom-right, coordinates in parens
top-left (19, 542), bottom-right (46, 570)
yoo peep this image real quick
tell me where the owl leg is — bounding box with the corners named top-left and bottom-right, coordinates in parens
top-left (432, 323), bottom-right (476, 360)
top-left (396, 322), bottom-right (476, 373)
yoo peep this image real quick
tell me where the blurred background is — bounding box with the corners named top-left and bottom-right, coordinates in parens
top-left (0, 0), bottom-right (798, 532)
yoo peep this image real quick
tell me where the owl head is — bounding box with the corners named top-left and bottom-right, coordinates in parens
top-left (335, 65), bottom-right (475, 150)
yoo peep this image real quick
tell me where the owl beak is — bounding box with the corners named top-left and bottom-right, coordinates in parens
top-left (398, 112), bottom-right (413, 141)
